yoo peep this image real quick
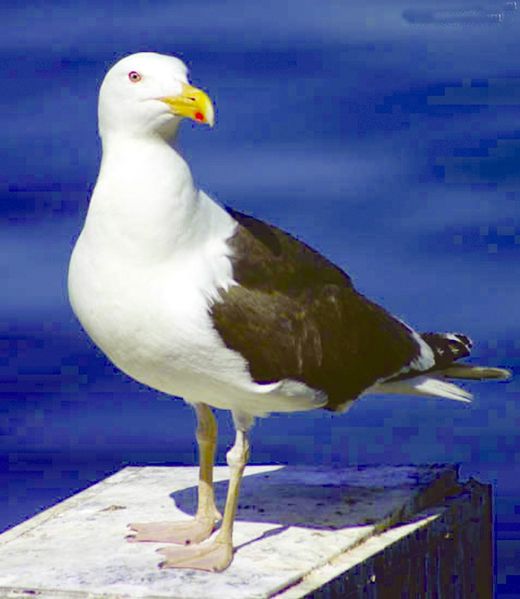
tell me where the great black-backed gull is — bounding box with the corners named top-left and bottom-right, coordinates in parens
top-left (68, 52), bottom-right (511, 572)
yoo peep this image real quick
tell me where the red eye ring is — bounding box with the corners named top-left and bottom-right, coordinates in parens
top-left (128, 71), bottom-right (142, 83)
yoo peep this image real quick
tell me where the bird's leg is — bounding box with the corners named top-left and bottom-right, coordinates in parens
top-left (128, 403), bottom-right (221, 545)
top-left (193, 403), bottom-right (222, 528)
top-left (157, 426), bottom-right (250, 572)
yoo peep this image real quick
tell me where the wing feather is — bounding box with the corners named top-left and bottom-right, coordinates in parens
top-left (211, 208), bottom-right (421, 410)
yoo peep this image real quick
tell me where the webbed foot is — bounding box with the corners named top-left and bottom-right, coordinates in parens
top-left (157, 538), bottom-right (232, 572)
top-left (127, 515), bottom-right (218, 545)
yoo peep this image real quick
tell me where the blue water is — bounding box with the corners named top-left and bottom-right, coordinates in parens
top-left (2, 0), bottom-right (520, 594)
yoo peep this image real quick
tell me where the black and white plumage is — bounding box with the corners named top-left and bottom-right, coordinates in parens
top-left (212, 207), bottom-right (495, 409)
top-left (68, 52), bottom-right (510, 572)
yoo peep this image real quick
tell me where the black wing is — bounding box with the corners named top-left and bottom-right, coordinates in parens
top-left (211, 208), bottom-right (421, 410)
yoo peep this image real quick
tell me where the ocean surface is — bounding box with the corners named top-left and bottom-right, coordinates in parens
top-left (2, 0), bottom-right (520, 594)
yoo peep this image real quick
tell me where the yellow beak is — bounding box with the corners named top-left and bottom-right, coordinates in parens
top-left (160, 84), bottom-right (215, 126)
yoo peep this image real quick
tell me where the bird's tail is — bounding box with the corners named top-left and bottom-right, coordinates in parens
top-left (372, 332), bottom-right (511, 402)
top-left (435, 363), bottom-right (512, 381)
top-left (420, 332), bottom-right (511, 381)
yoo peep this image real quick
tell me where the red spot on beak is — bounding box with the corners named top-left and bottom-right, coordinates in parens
top-left (194, 111), bottom-right (204, 122)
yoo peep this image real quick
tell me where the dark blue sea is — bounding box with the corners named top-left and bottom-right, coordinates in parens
top-left (2, 0), bottom-right (520, 594)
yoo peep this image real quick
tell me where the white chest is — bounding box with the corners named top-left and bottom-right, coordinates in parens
top-left (69, 239), bottom-right (210, 369)
top-left (68, 212), bottom-right (326, 417)
top-left (67, 139), bottom-right (323, 416)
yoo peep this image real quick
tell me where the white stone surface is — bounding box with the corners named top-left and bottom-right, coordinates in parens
top-left (0, 465), bottom-right (453, 598)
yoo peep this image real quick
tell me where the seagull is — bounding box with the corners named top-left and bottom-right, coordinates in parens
top-left (68, 52), bottom-right (511, 572)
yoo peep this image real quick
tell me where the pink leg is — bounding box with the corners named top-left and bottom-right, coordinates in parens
top-left (128, 404), bottom-right (221, 545)
top-left (158, 426), bottom-right (250, 572)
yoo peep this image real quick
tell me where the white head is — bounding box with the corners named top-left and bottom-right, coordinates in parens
top-left (98, 52), bottom-right (214, 140)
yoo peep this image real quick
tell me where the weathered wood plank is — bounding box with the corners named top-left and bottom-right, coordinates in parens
top-left (0, 465), bottom-right (490, 598)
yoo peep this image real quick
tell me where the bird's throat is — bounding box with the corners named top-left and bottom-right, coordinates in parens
top-left (86, 135), bottom-right (200, 261)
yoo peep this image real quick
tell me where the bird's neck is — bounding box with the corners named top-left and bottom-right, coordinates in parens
top-left (85, 133), bottom-right (202, 261)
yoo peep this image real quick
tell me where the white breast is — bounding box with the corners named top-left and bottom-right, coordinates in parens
top-left (69, 204), bottom-right (324, 418)
top-left (68, 138), bottom-right (323, 417)
top-left (69, 194), bottom-right (240, 393)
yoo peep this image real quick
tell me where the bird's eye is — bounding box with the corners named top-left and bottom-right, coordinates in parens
top-left (128, 71), bottom-right (142, 83)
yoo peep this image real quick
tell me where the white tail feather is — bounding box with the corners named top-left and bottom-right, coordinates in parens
top-left (368, 375), bottom-right (473, 403)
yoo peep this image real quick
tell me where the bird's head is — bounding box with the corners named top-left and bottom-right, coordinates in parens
top-left (98, 52), bottom-right (214, 140)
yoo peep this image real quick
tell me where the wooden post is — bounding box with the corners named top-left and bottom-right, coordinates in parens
top-left (0, 465), bottom-right (491, 598)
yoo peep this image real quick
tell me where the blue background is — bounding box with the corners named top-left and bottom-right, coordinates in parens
top-left (2, 0), bottom-right (520, 594)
